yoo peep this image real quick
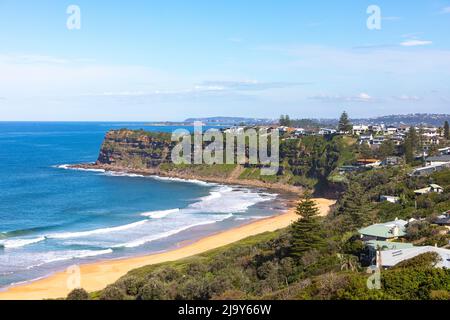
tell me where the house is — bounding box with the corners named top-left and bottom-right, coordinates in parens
top-left (224, 127), bottom-right (245, 134)
top-left (414, 184), bottom-right (444, 196)
top-left (293, 128), bottom-right (305, 136)
top-left (379, 246), bottom-right (450, 269)
top-left (358, 219), bottom-right (408, 241)
top-left (425, 155), bottom-right (450, 166)
top-left (365, 241), bottom-right (414, 265)
top-left (439, 147), bottom-right (450, 155)
top-left (369, 124), bottom-right (385, 134)
top-left (371, 136), bottom-right (387, 146)
top-left (384, 126), bottom-right (398, 136)
top-left (318, 128), bottom-right (337, 136)
top-left (380, 195), bottom-right (401, 204)
top-left (356, 158), bottom-right (381, 167)
top-left (434, 211), bottom-right (450, 229)
top-left (358, 134), bottom-right (373, 145)
top-left (277, 126), bottom-right (289, 134)
top-left (390, 133), bottom-right (405, 146)
top-left (337, 165), bottom-right (364, 174)
top-left (353, 125), bottom-right (369, 135)
top-left (382, 156), bottom-right (403, 166)
top-left (410, 163), bottom-right (450, 177)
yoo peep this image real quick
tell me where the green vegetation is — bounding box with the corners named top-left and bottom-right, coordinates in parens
top-left (279, 115), bottom-right (292, 127)
top-left (291, 191), bottom-right (324, 256)
top-left (68, 168), bottom-right (450, 300)
top-left (99, 129), bottom-right (355, 190)
top-left (444, 121), bottom-right (449, 140)
top-left (338, 111), bottom-right (352, 133)
top-left (77, 127), bottom-right (450, 301)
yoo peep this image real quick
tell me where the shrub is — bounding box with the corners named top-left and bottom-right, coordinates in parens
top-left (117, 275), bottom-right (144, 296)
top-left (66, 288), bottom-right (89, 300)
top-left (138, 278), bottom-right (168, 300)
top-left (394, 252), bottom-right (442, 269)
top-left (176, 277), bottom-right (210, 300)
top-left (100, 284), bottom-right (126, 300)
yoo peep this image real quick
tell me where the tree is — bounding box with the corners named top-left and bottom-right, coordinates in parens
top-left (377, 139), bottom-right (396, 158)
top-left (403, 127), bottom-right (418, 163)
top-left (337, 183), bottom-right (370, 230)
top-left (290, 191), bottom-right (324, 257)
top-left (444, 121), bottom-right (450, 140)
top-left (338, 111), bottom-right (352, 133)
top-left (279, 115), bottom-right (291, 127)
top-left (100, 284), bottom-right (126, 300)
top-left (67, 288), bottom-right (89, 300)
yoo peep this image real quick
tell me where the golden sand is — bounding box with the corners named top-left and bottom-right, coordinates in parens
top-left (0, 198), bottom-right (335, 300)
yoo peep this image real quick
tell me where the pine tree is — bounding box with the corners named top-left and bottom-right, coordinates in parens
top-left (338, 111), bottom-right (352, 133)
top-left (444, 121), bottom-right (450, 140)
top-left (403, 126), bottom-right (418, 163)
top-left (338, 183), bottom-right (369, 230)
top-left (279, 115), bottom-right (292, 127)
top-left (290, 191), bottom-right (324, 257)
top-left (378, 139), bottom-right (396, 158)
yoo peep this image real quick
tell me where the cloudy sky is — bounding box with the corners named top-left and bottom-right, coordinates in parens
top-left (0, 0), bottom-right (449, 121)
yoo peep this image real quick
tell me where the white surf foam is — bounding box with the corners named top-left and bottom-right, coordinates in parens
top-left (25, 249), bottom-right (114, 270)
top-left (149, 176), bottom-right (216, 186)
top-left (141, 208), bottom-right (180, 219)
top-left (0, 236), bottom-right (46, 249)
top-left (56, 164), bottom-right (106, 173)
top-left (114, 214), bottom-right (234, 249)
top-left (47, 220), bottom-right (148, 239)
top-left (186, 186), bottom-right (276, 214)
top-left (103, 171), bottom-right (145, 178)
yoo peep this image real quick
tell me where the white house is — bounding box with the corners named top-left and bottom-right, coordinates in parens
top-left (379, 246), bottom-right (450, 269)
top-left (380, 195), bottom-right (401, 204)
top-left (414, 184), bottom-right (444, 195)
top-left (353, 125), bottom-right (369, 135)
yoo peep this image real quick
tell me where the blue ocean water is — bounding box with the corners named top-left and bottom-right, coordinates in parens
top-left (0, 122), bottom-right (285, 289)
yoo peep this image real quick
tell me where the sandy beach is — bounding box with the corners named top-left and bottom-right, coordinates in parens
top-left (0, 198), bottom-right (335, 300)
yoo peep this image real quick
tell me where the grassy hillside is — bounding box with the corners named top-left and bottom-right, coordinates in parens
top-left (64, 170), bottom-right (450, 301)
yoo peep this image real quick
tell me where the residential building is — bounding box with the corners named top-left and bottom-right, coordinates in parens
top-left (382, 156), bottom-right (403, 166)
top-left (353, 125), bottom-right (369, 135)
top-left (425, 155), bottom-right (450, 166)
top-left (434, 211), bottom-right (450, 229)
top-left (414, 184), bottom-right (444, 196)
top-left (410, 163), bottom-right (450, 177)
top-left (358, 219), bottom-right (409, 241)
top-left (380, 195), bottom-right (401, 204)
top-left (379, 246), bottom-right (450, 269)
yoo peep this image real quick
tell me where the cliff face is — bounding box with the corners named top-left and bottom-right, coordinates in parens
top-left (85, 129), bottom-right (303, 193)
top-left (96, 129), bottom-right (173, 169)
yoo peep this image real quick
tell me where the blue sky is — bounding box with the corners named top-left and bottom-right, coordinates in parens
top-left (0, 0), bottom-right (449, 121)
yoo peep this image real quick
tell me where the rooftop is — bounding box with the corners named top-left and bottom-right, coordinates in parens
top-left (380, 246), bottom-right (450, 268)
top-left (359, 219), bottom-right (408, 239)
top-left (366, 240), bottom-right (414, 251)
top-left (426, 155), bottom-right (450, 162)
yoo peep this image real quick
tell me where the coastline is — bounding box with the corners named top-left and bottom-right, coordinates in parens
top-left (0, 198), bottom-right (336, 300)
top-left (69, 163), bottom-right (305, 195)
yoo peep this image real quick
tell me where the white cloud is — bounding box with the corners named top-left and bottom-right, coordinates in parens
top-left (400, 40), bottom-right (432, 47)
top-left (441, 7), bottom-right (450, 14)
top-left (310, 93), bottom-right (376, 103)
top-left (393, 95), bottom-right (422, 102)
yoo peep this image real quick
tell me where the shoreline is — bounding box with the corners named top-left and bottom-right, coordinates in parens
top-left (69, 163), bottom-right (306, 195)
top-left (0, 198), bottom-right (336, 300)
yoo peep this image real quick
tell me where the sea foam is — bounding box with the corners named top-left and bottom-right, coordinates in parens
top-left (0, 236), bottom-right (46, 249)
top-left (113, 214), bottom-right (234, 249)
top-left (47, 219), bottom-right (149, 239)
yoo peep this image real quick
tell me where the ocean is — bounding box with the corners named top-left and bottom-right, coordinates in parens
top-left (0, 122), bottom-right (286, 289)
